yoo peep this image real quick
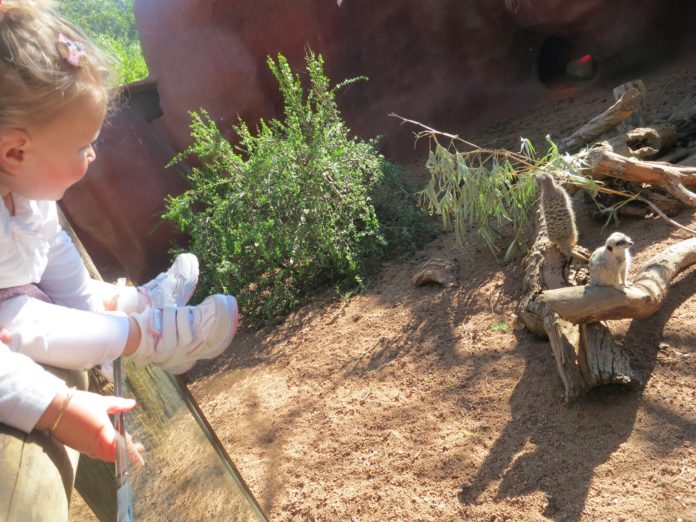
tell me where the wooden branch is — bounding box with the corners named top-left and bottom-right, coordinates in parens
top-left (579, 323), bottom-right (641, 389)
top-left (613, 80), bottom-right (647, 133)
top-left (542, 237), bottom-right (696, 323)
top-left (604, 124), bottom-right (677, 160)
top-left (586, 144), bottom-right (696, 206)
top-left (542, 312), bottom-right (590, 399)
top-left (521, 205), bottom-right (648, 401)
top-left (559, 87), bottom-right (642, 153)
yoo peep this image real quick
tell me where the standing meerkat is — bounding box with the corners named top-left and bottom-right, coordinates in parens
top-left (534, 172), bottom-right (588, 261)
top-left (588, 232), bottom-right (634, 288)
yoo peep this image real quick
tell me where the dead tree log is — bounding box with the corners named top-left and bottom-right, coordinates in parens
top-left (521, 208), bottom-right (643, 402)
top-left (527, 237), bottom-right (696, 401)
top-left (586, 144), bottom-right (696, 206)
top-left (559, 87), bottom-right (642, 153)
top-left (604, 124), bottom-right (677, 160)
top-left (542, 237), bottom-right (696, 322)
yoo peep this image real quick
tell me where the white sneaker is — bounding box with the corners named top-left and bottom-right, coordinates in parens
top-left (138, 253), bottom-right (199, 310)
top-left (129, 294), bottom-right (239, 374)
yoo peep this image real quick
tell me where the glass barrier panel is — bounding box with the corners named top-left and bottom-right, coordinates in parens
top-left (119, 360), bottom-right (266, 522)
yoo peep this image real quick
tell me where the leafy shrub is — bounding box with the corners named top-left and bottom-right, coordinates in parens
top-left (371, 161), bottom-right (440, 260)
top-left (163, 51), bottom-right (393, 325)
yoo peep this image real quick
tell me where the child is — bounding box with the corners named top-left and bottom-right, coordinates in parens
top-left (0, 0), bottom-right (238, 458)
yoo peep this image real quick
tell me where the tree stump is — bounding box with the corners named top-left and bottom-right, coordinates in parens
top-left (521, 206), bottom-right (647, 402)
top-left (411, 258), bottom-right (457, 287)
top-left (603, 124), bottom-right (677, 160)
top-left (523, 232), bottom-right (696, 402)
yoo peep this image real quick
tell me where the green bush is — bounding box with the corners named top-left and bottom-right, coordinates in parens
top-left (163, 51), bottom-right (393, 325)
top-left (372, 162), bottom-right (440, 260)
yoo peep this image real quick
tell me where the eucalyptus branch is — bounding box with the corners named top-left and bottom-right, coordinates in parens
top-left (390, 113), bottom-right (564, 173)
top-left (395, 115), bottom-right (695, 261)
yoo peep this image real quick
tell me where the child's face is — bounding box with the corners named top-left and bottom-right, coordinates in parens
top-left (4, 95), bottom-right (105, 201)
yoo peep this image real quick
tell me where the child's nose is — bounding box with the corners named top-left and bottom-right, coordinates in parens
top-left (86, 145), bottom-right (96, 163)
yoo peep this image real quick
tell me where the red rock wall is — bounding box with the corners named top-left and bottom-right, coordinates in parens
top-left (60, 0), bottom-right (696, 281)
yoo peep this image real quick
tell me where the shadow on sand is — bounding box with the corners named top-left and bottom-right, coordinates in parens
top-left (458, 269), bottom-right (696, 520)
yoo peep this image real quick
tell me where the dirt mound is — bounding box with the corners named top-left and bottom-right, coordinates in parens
top-left (186, 54), bottom-right (696, 521)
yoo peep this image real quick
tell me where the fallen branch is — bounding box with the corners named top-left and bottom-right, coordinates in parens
top-left (637, 196), bottom-right (694, 235)
top-left (604, 124), bottom-right (677, 160)
top-left (521, 206), bottom-right (640, 402)
top-left (559, 87), bottom-right (642, 153)
top-left (542, 237), bottom-right (696, 323)
top-left (586, 144), bottom-right (696, 206)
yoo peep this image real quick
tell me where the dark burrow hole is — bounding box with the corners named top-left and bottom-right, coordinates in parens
top-left (537, 35), bottom-right (598, 88)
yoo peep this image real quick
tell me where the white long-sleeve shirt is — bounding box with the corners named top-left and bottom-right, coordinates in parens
top-left (0, 195), bottom-right (112, 431)
top-left (0, 341), bottom-right (66, 432)
top-left (0, 194), bottom-right (101, 310)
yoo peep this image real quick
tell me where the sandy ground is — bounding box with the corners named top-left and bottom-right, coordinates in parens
top-left (72, 51), bottom-right (696, 521)
top-left (186, 52), bottom-right (696, 522)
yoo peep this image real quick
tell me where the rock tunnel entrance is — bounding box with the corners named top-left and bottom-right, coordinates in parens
top-left (537, 35), bottom-right (598, 88)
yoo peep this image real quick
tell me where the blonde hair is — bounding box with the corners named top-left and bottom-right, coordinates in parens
top-left (0, 0), bottom-right (116, 132)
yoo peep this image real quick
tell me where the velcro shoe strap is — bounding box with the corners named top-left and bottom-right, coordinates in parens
top-left (155, 306), bottom-right (179, 363)
top-left (153, 306), bottom-right (193, 368)
top-left (176, 307), bottom-right (195, 347)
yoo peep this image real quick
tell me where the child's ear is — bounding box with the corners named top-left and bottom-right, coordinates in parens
top-left (0, 130), bottom-right (29, 174)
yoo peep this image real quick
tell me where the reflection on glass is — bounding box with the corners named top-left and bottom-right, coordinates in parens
top-left (121, 360), bottom-right (266, 521)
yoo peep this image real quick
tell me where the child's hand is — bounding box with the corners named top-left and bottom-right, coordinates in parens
top-left (0, 328), bottom-right (9, 343)
top-left (37, 388), bottom-right (145, 466)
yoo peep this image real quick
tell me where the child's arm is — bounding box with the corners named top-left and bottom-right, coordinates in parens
top-left (31, 201), bottom-right (103, 312)
top-left (34, 387), bottom-right (143, 464)
top-left (0, 330), bottom-right (143, 464)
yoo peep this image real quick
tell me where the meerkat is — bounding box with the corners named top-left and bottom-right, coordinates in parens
top-left (588, 232), bottom-right (634, 288)
top-left (534, 172), bottom-right (588, 262)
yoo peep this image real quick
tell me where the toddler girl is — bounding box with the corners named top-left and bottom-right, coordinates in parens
top-left (0, 0), bottom-right (238, 459)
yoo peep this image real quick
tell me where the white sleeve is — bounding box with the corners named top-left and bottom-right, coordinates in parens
top-left (0, 342), bottom-right (67, 433)
top-left (38, 228), bottom-right (104, 312)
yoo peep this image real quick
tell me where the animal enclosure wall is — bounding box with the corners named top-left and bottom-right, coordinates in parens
top-left (60, 0), bottom-right (696, 281)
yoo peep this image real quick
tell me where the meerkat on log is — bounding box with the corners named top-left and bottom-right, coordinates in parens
top-left (588, 232), bottom-right (634, 288)
top-left (534, 172), bottom-right (589, 262)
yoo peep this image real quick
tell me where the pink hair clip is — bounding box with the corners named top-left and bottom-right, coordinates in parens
top-left (57, 33), bottom-right (86, 67)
